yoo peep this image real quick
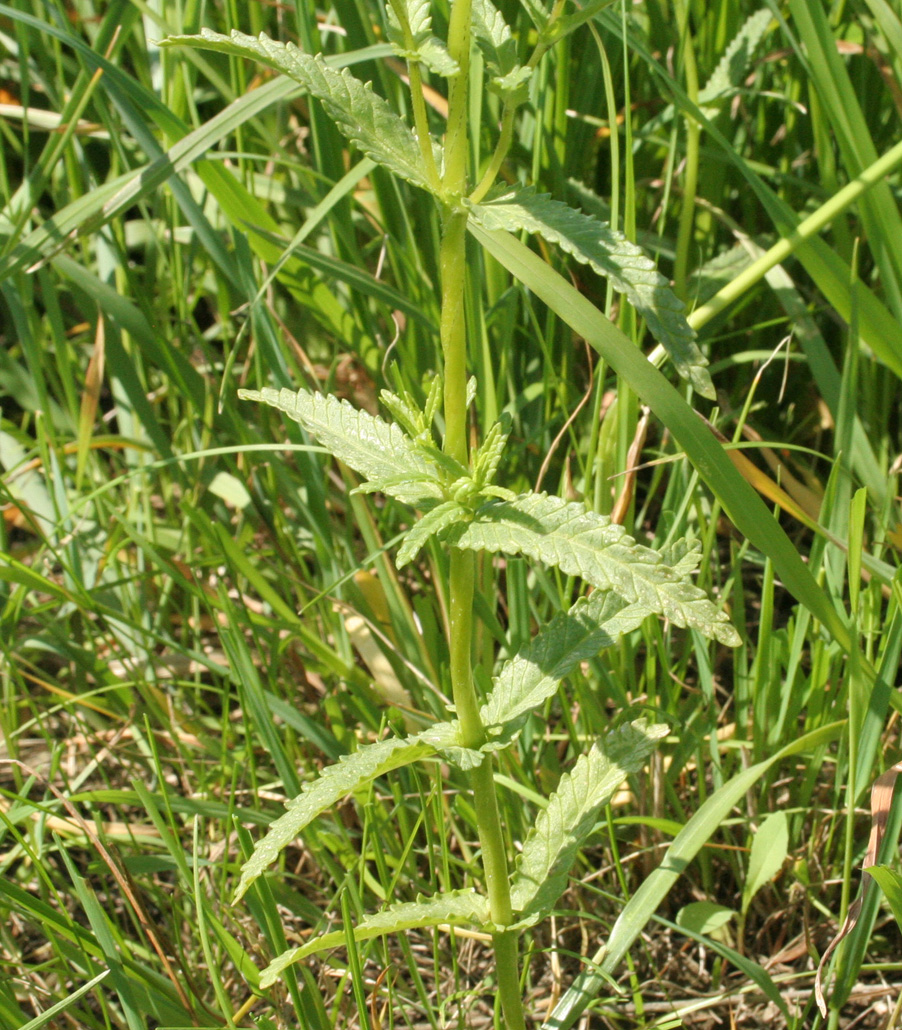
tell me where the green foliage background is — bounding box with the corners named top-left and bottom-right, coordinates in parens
top-left (1, 0), bottom-right (902, 1027)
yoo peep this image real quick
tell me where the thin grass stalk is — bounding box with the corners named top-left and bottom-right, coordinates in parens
top-left (687, 136), bottom-right (902, 332)
top-left (673, 0), bottom-right (699, 300)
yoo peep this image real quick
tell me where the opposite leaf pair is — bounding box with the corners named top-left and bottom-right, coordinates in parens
top-left (232, 382), bottom-right (736, 983)
top-left (161, 22), bottom-right (715, 399)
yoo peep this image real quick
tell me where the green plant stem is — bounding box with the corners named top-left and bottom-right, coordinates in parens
top-left (407, 59), bottom-right (442, 192)
top-left (440, 211), bottom-right (470, 466)
top-left (440, 7), bottom-right (525, 1026)
top-left (469, 102), bottom-right (516, 205)
top-left (443, 0), bottom-right (473, 196)
top-left (386, 0), bottom-right (441, 192)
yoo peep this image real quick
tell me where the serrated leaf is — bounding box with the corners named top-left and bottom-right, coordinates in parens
top-left (468, 188), bottom-right (714, 398)
top-left (416, 719), bottom-right (485, 769)
top-left (160, 29), bottom-right (432, 190)
top-left (233, 734), bottom-right (438, 901)
top-left (473, 413), bottom-right (511, 488)
top-left (386, 0), bottom-right (459, 77)
top-left (259, 888), bottom-right (490, 985)
top-left (396, 500), bottom-right (469, 567)
top-left (379, 386), bottom-right (423, 438)
top-left (741, 810), bottom-right (788, 912)
top-left (471, 0), bottom-right (531, 102)
top-left (448, 493), bottom-right (741, 644)
top-left (423, 373), bottom-right (443, 426)
top-left (481, 592), bottom-right (648, 741)
top-left (657, 538), bottom-right (703, 579)
top-left (510, 720), bottom-right (668, 920)
top-left (698, 9), bottom-right (773, 115)
top-left (238, 387), bottom-right (444, 508)
top-left (492, 65), bottom-right (533, 103)
top-left (471, 0), bottom-right (518, 73)
top-left (689, 240), bottom-right (758, 306)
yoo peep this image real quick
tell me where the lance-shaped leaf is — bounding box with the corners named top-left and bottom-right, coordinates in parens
top-left (468, 188), bottom-right (714, 398)
top-left (238, 387), bottom-right (444, 508)
top-left (510, 720), bottom-right (668, 924)
top-left (653, 11), bottom-right (772, 129)
top-left (386, 0), bottom-right (459, 77)
top-left (447, 493), bottom-right (740, 644)
top-left (471, 0), bottom-right (532, 102)
top-left (698, 9), bottom-right (773, 116)
top-left (160, 29), bottom-right (433, 190)
top-left (260, 888), bottom-right (490, 986)
top-left (481, 592), bottom-right (649, 743)
top-left (234, 733), bottom-right (443, 901)
top-left (472, 412), bottom-right (511, 490)
top-left (396, 500), bottom-right (470, 567)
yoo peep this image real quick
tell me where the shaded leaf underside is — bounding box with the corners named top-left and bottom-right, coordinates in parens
top-left (233, 734), bottom-right (438, 901)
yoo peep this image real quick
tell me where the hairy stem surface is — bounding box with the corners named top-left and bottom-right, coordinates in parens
top-left (440, 6), bottom-right (525, 1026)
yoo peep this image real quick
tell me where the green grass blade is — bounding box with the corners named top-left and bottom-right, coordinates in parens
top-left (543, 722), bottom-right (844, 1029)
top-left (17, 971), bottom-right (111, 1030)
top-left (469, 221), bottom-right (852, 652)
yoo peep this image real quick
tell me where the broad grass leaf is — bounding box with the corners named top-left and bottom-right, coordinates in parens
top-left (510, 720), bottom-right (668, 923)
top-left (468, 188), bottom-right (713, 398)
top-left (449, 493), bottom-right (740, 644)
top-left (386, 0), bottom-right (459, 77)
top-left (259, 888), bottom-right (490, 985)
top-left (234, 734), bottom-right (439, 901)
top-left (659, 909), bottom-right (788, 1018)
top-left (544, 722), bottom-right (844, 1029)
top-left (160, 30), bottom-right (432, 190)
top-left (468, 222), bottom-right (852, 654)
top-left (481, 592), bottom-right (648, 741)
top-left (865, 866), bottom-right (902, 930)
top-left (238, 387), bottom-right (444, 508)
top-left (676, 901), bottom-right (736, 936)
top-left (741, 810), bottom-right (788, 913)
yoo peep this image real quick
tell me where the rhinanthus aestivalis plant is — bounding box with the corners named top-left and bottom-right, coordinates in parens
top-left (162, 4), bottom-right (739, 1025)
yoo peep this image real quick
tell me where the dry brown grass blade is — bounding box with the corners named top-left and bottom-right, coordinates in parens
top-left (815, 759), bottom-right (902, 1016)
top-left (610, 406), bottom-right (651, 526)
top-left (76, 316), bottom-right (105, 488)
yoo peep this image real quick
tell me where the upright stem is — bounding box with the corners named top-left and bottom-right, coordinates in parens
top-left (440, 5), bottom-right (526, 1027)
